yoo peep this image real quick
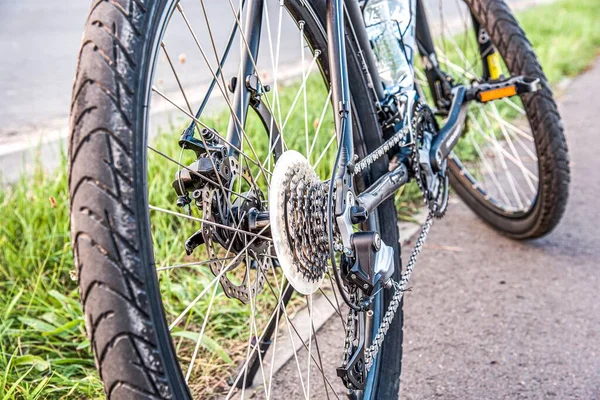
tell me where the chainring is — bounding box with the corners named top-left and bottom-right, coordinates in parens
top-left (412, 103), bottom-right (449, 218)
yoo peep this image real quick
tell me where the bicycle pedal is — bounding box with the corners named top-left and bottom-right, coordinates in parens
top-left (467, 76), bottom-right (541, 103)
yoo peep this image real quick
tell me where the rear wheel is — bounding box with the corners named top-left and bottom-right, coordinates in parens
top-left (418, 0), bottom-right (570, 238)
top-left (69, 0), bottom-right (403, 398)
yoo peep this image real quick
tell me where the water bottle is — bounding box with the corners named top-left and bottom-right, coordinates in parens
top-left (363, 0), bottom-right (415, 94)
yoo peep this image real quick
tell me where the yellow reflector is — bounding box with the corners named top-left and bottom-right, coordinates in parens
top-left (487, 52), bottom-right (502, 80)
top-left (478, 85), bottom-right (517, 102)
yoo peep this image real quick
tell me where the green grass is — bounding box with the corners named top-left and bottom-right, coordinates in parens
top-left (1, 0), bottom-right (600, 397)
top-left (0, 160), bottom-right (103, 399)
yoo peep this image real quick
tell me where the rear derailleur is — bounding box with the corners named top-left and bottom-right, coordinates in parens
top-left (336, 103), bottom-right (450, 392)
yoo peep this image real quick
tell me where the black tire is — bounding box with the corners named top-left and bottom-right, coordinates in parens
top-left (447, 0), bottom-right (570, 239)
top-left (68, 0), bottom-right (403, 398)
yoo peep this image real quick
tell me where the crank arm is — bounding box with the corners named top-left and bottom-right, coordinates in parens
top-left (429, 86), bottom-right (468, 171)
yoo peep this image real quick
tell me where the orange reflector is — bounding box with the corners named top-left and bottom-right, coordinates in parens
top-left (478, 85), bottom-right (517, 102)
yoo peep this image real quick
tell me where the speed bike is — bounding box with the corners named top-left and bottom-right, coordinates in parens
top-left (68, 0), bottom-right (569, 398)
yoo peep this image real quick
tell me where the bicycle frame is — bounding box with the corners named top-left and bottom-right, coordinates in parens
top-left (323, 0), bottom-right (539, 217)
top-left (224, 0), bottom-right (539, 221)
top-left (222, 0), bottom-right (440, 209)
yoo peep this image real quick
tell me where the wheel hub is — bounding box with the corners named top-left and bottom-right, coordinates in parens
top-left (269, 151), bottom-right (330, 294)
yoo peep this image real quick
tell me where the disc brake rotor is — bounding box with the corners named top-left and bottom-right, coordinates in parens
top-left (201, 159), bottom-right (269, 304)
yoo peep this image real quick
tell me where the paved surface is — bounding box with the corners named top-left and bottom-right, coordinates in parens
top-left (271, 60), bottom-right (600, 399)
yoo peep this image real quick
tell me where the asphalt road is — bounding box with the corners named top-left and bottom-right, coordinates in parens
top-left (272, 60), bottom-right (600, 399)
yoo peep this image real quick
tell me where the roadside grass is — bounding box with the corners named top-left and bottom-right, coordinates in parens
top-left (1, 0), bottom-right (599, 397)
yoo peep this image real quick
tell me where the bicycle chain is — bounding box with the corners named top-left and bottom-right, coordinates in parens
top-left (352, 125), bottom-right (412, 175)
top-left (364, 213), bottom-right (434, 370)
top-left (341, 102), bottom-right (445, 386)
top-left (340, 213), bottom-right (435, 381)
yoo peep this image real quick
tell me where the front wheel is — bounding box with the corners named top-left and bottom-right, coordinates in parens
top-left (68, 0), bottom-right (403, 398)
top-left (418, 0), bottom-right (570, 238)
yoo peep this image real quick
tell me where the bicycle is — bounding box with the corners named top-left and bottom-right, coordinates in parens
top-left (68, 0), bottom-right (570, 398)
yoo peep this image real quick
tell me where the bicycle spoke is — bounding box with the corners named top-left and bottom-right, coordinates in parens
top-left (160, 41), bottom-right (194, 115)
top-left (176, 4), bottom-right (274, 186)
top-left (156, 258), bottom-right (234, 272)
top-left (478, 109), bottom-right (526, 208)
top-left (310, 312), bottom-right (332, 400)
top-left (469, 113), bottom-right (539, 184)
top-left (185, 281), bottom-right (219, 382)
top-left (263, 0), bottom-right (285, 129)
top-left (183, 210), bottom-right (253, 381)
top-left (281, 52), bottom-right (321, 131)
top-left (466, 117), bottom-right (512, 205)
top-left (300, 22), bottom-right (310, 156)
top-left (224, 279), bottom-right (301, 398)
top-left (312, 133), bottom-right (337, 169)
top-left (149, 205), bottom-right (271, 241)
top-left (485, 109), bottom-right (534, 142)
top-left (318, 286), bottom-right (345, 327)
top-left (306, 294), bottom-right (313, 398)
top-left (150, 88), bottom-right (265, 171)
top-left (502, 96), bottom-right (527, 115)
top-left (264, 265), bottom-right (341, 399)
top-left (167, 223), bottom-right (271, 331)
top-left (148, 144), bottom-right (255, 202)
top-left (199, 0), bottom-right (233, 107)
top-left (308, 89), bottom-right (333, 160)
top-left (159, 41), bottom-right (241, 213)
top-left (420, 0), bottom-right (541, 213)
top-left (146, 2), bottom-right (350, 396)
top-left (490, 105), bottom-right (537, 194)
